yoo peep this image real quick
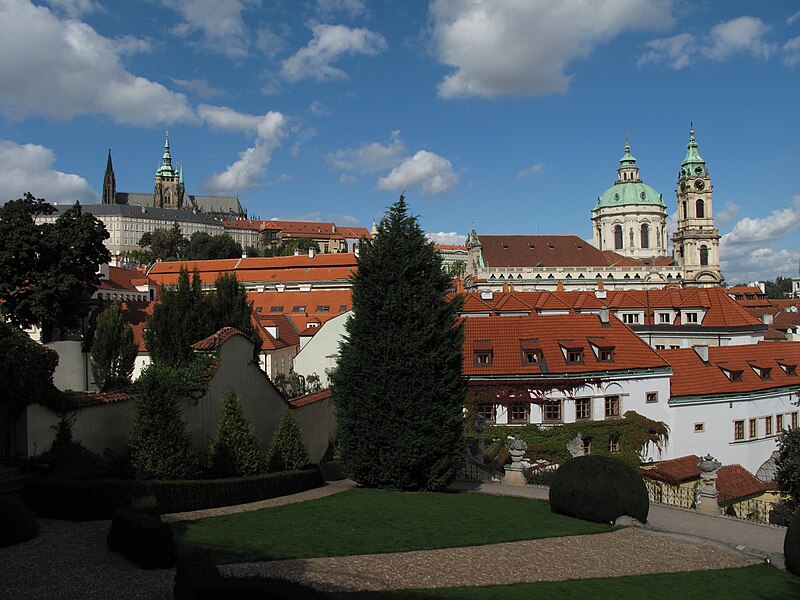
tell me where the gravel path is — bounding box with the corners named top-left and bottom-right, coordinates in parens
top-left (224, 527), bottom-right (758, 593)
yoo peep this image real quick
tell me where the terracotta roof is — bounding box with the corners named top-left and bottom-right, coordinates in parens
top-left (462, 313), bottom-right (668, 377)
top-left (641, 456), bottom-right (772, 504)
top-left (60, 390), bottom-right (133, 409)
top-left (289, 388), bottom-right (332, 408)
top-left (191, 327), bottom-right (249, 350)
top-left (119, 301), bottom-right (154, 351)
top-left (479, 235), bottom-right (615, 268)
top-left (661, 342), bottom-right (800, 398)
top-left (100, 266), bottom-right (156, 292)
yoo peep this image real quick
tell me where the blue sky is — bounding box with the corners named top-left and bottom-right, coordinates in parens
top-left (0, 0), bottom-right (798, 284)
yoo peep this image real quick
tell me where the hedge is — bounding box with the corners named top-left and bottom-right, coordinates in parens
top-left (22, 466), bottom-right (323, 521)
top-left (0, 495), bottom-right (39, 547)
top-left (174, 552), bottom-right (328, 600)
top-left (107, 499), bottom-right (176, 569)
top-left (786, 507), bottom-right (800, 576)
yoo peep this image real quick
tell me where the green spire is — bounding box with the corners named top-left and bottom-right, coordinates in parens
top-left (619, 133), bottom-right (637, 168)
top-left (156, 131), bottom-right (176, 177)
top-left (681, 125), bottom-right (707, 178)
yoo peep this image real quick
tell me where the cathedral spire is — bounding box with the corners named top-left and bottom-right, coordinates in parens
top-left (156, 130), bottom-right (175, 176)
top-left (102, 148), bottom-right (116, 204)
top-left (681, 126), bottom-right (707, 179)
top-left (616, 135), bottom-right (640, 183)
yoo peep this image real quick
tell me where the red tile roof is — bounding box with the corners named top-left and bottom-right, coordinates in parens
top-left (479, 235), bottom-right (617, 268)
top-left (61, 390), bottom-right (133, 409)
top-left (289, 388), bottom-right (332, 407)
top-left (119, 301), bottom-right (154, 351)
top-left (641, 454), bottom-right (701, 484)
top-left (462, 313), bottom-right (668, 377)
top-left (191, 327), bottom-right (250, 350)
top-left (100, 266), bottom-right (156, 292)
top-left (660, 342), bottom-right (800, 398)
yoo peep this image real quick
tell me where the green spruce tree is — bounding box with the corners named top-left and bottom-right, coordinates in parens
top-left (208, 389), bottom-right (266, 477)
top-left (266, 411), bottom-right (311, 472)
top-left (331, 195), bottom-right (466, 491)
top-left (91, 303), bottom-right (137, 391)
top-left (211, 273), bottom-right (261, 354)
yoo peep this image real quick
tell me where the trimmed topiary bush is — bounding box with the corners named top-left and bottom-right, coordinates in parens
top-left (0, 495), bottom-right (39, 547)
top-left (266, 411), bottom-right (311, 472)
top-left (208, 389), bottom-right (266, 478)
top-left (786, 508), bottom-right (800, 576)
top-left (549, 455), bottom-right (649, 524)
top-left (107, 496), bottom-right (175, 569)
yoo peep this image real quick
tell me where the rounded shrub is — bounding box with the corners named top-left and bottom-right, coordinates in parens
top-left (549, 455), bottom-right (649, 524)
top-left (785, 509), bottom-right (800, 576)
top-left (0, 495), bottom-right (39, 547)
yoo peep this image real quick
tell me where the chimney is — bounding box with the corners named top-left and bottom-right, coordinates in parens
top-left (693, 344), bottom-right (709, 363)
top-left (309, 247), bottom-right (316, 258)
top-left (294, 248), bottom-right (302, 256)
top-left (599, 306), bottom-right (610, 325)
top-left (480, 291), bottom-right (493, 301)
top-left (762, 313), bottom-right (773, 325)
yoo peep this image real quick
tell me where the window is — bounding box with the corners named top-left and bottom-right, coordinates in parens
top-left (696, 198), bottom-right (705, 218)
top-left (604, 396), bottom-right (620, 418)
top-left (777, 414), bottom-right (784, 431)
top-left (575, 398), bottom-right (591, 420)
top-left (614, 225), bottom-right (623, 250)
top-left (316, 305), bottom-right (330, 312)
top-left (509, 402), bottom-right (529, 423)
top-left (658, 312), bottom-right (670, 323)
top-left (622, 313), bottom-right (640, 324)
top-left (339, 305), bottom-right (348, 313)
top-left (292, 305), bottom-right (306, 312)
top-left (779, 363), bottom-right (797, 376)
top-left (269, 306), bottom-right (284, 313)
top-left (765, 416), bottom-right (773, 436)
top-left (694, 423), bottom-right (705, 433)
top-left (734, 420), bottom-right (745, 441)
top-left (640, 223), bottom-right (649, 249)
top-left (655, 344), bottom-right (666, 350)
top-left (598, 347), bottom-right (614, 362)
top-left (255, 306), bottom-right (263, 313)
top-left (609, 436), bottom-right (620, 453)
top-left (685, 312), bottom-right (698, 323)
top-left (523, 351), bottom-right (541, 364)
top-left (752, 366), bottom-right (772, 380)
top-left (646, 392), bottom-right (658, 404)
top-left (566, 349), bottom-right (583, 364)
top-left (582, 437), bottom-right (592, 455)
top-left (749, 418), bottom-right (757, 439)
top-left (792, 412), bottom-right (798, 429)
top-left (731, 370), bottom-right (743, 382)
top-left (543, 399), bottom-right (562, 422)
top-left (699, 245), bottom-right (709, 266)
top-left (476, 403), bottom-right (496, 422)
top-left (474, 351), bottom-right (492, 366)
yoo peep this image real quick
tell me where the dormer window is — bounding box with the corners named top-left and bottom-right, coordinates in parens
top-left (292, 305), bottom-right (306, 313)
top-left (779, 363), bottom-right (797, 376)
top-left (598, 348), bottom-right (614, 362)
top-left (523, 350), bottom-right (541, 365)
top-left (621, 313), bottom-right (640, 325)
top-left (565, 349), bottom-right (583, 364)
top-left (684, 312), bottom-right (699, 324)
top-left (474, 351), bottom-right (492, 365)
top-left (658, 312), bottom-right (671, 324)
top-left (751, 365), bottom-right (772, 380)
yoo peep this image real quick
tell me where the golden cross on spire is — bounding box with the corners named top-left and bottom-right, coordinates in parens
top-left (625, 131), bottom-right (630, 151)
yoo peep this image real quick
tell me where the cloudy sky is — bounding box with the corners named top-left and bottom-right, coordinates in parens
top-left (0, 0), bottom-right (798, 284)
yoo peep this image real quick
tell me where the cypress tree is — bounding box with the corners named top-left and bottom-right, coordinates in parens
top-left (331, 195), bottom-right (466, 491)
top-left (266, 411), bottom-right (311, 472)
top-left (91, 303), bottom-right (137, 391)
top-left (208, 389), bottom-right (266, 477)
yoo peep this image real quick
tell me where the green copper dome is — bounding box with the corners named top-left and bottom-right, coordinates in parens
top-left (680, 128), bottom-right (708, 179)
top-left (593, 139), bottom-right (665, 210)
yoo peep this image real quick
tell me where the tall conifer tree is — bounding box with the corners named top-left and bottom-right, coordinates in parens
top-left (332, 195), bottom-right (466, 491)
top-left (91, 302), bottom-right (137, 391)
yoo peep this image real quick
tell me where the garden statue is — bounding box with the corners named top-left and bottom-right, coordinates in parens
top-left (566, 434), bottom-right (585, 458)
top-left (696, 454), bottom-right (722, 515)
top-left (503, 436), bottom-right (528, 487)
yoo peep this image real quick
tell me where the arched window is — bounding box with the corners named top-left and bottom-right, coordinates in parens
top-left (614, 225), bottom-right (623, 250)
top-left (696, 199), bottom-right (705, 218)
top-left (682, 201), bottom-right (687, 219)
top-left (641, 223), bottom-right (649, 249)
top-left (700, 245), bottom-right (709, 266)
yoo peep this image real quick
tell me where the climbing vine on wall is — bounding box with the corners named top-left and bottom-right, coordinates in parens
top-left (482, 411), bottom-right (669, 468)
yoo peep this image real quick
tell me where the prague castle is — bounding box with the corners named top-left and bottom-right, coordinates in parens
top-left (465, 129), bottom-right (723, 291)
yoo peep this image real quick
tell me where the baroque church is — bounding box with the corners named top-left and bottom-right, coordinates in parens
top-left (465, 129), bottom-right (723, 291)
top-left (101, 132), bottom-right (246, 219)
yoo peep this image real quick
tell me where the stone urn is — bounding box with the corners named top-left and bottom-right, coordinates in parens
top-left (696, 453), bottom-right (722, 515)
top-left (507, 437), bottom-right (528, 467)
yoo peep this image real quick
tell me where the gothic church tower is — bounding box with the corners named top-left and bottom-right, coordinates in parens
top-left (153, 132), bottom-right (184, 209)
top-left (102, 149), bottom-right (116, 204)
top-left (672, 128), bottom-right (722, 285)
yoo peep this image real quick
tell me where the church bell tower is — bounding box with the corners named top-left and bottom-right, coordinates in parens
top-left (672, 128), bottom-right (722, 285)
top-left (153, 131), bottom-right (183, 209)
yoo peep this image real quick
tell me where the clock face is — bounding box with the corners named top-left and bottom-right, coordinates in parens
top-left (694, 179), bottom-right (705, 191)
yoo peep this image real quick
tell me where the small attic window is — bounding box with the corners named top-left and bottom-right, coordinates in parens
top-left (292, 305), bottom-right (306, 312)
top-left (339, 305), bottom-right (348, 312)
top-left (316, 305), bottom-right (330, 312)
top-left (750, 366), bottom-right (772, 380)
top-left (598, 347), bottom-right (614, 362)
top-left (779, 363), bottom-right (797, 376)
top-left (255, 306), bottom-right (263, 313)
top-left (269, 306), bottom-right (283, 313)
top-left (721, 368), bottom-right (743, 382)
top-left (502, 244), bottom-right (509, 249)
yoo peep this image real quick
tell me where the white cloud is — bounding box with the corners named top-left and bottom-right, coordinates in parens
top-left (378, 150), bottom-right (459, 196)
top-left (639, 16), bottom-right (776, 69)
top-left (430, 0), bottom-right (672, 99)
top-left (202, 110), bottom-right (287, 193)
top-left (326, 130), bottom-right (406, 172)
top-left (281, 23), bottom-right (387, 82)
top-left (427, 231), bottom-right (466, 246)
top-left (256, 24), bottom-right (291, 59)
top-left (517, 163), bottom-right (545, 179)
top-left (704, 17), bottom-right (775, 61)
top-left (276, 174), bottom-right (294, 184)
top-left (309, 100), bottom-right (330, 117)
top-left (790, 10), bottom-right (800, 26)
top-left (715, 201), bottom-right (740, 228)
top-left (0, 140), bottom-right (96, 204)
top-left (111, 35), bottom-right (152, 56)
top-left (0, 1), bottom-right (195, 125)
top-left (45, 0), bottom-right (100, 18)
top-left (784, 36), bottom-right (800, 67)
top-left (720, 196), bottom-right (800, 282)
top-left (171, 78), bottom-right (225, 98)
top-left (339, 173), bottom-right (357, 185)
top-left (161, 0), bottom-right (250, 58)
top-left (638, 33), bottom-right (695, 69)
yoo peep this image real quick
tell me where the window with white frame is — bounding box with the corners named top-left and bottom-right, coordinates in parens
top-left (543, 399), bottom-right (562, 422)
top-left (658, 312), bottom-right (671, 324)
top-left (604, 396), bottom-right (620, 418)
top-left (646, 392), bottom-right (658, 404)
top-left (622, 313), bottom-right (640, 324)
top-left (734, 420), bottom-right (745, 441)
top-left (575, 398), bottom-right (591, 420)
top-left (508, 402), bottom-right (529, 423)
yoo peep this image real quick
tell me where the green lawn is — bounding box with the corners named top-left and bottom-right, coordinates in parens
top-left (173, 488), bottom-right (611, 563)
top-left (333, 565), bottom-right (800, 599)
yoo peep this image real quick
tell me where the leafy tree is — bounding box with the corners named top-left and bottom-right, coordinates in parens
top-left (272, 371), bottom-right (321, 399)
top-left (91, 303), bottom-right (137, 391)
top-left (0, 194), bottom-right (110, 341)
top-left (244, 245), bottom-right (260, 257)
top-left (149, 223), bottom-right (186, 260)
top-left (208, 389), bottom-right (266, 477)
top-left (184, 232), bottom-right (242, 261)
top-left (138, 232), bottom-right (153, 248)
top-left (266, 411), bottom-right (311, 472)
top-left (128, 361), bottom-right (206, 479)
top-left (449, 259), bottom-right (467, 278)
top-left (144, 268), bottom-right (212, 367)
top-left (121, 249), bottom-right (156, 267)
top-left (331, 195), bottom-right (466, 491)
top-left (765, 276), bottom-right (793, 300)
top-left (776, 427), bottom-right (800, 511)
top-left (0, 321), bottom-right (61, 428)
top-left (262, 237), bottom-right (320, 257)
